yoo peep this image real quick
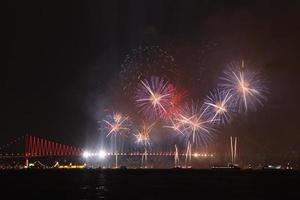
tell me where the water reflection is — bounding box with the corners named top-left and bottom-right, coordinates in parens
top-left (81, 172), bottom-right (107, 199)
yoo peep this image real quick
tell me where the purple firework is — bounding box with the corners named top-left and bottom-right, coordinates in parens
top-left (204, 89), bottom-right (235, 125)
top-left (134, 76), bottom-right (175, 118)
top-left (219, 60), bottom-right (268, 112)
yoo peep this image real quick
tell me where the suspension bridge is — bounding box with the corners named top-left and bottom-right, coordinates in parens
top-left (0, 135), bottom-right (215, 168)
top-left (0, 135), bottom-right (84, 166)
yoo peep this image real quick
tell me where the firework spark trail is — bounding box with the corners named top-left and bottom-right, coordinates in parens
top-left (102, 112), bottom-right (131, 138)
top-left (164, 118), bottom-right (185, 135)
top-left (134, 76), bottom-right (175, 118)
top-left (119, 46), bottom-right (179, 96)
top-left (168, 101), bottom-right (215, 148)
top-left (219, 60), bottom-right (267, 112)
top-left (137, 80), bottom-right (169, 113)
top-left (204, 89), bottom-right (234, 125)
top-left (134, 122), bottom-right (155, 146)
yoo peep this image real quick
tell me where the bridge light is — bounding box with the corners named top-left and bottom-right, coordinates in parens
top-left (98, 150), bottom-right (107, 159)
top-left (83, 151), bottom-right (91, 158)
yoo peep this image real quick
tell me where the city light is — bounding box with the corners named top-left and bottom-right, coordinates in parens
top-left (98, 150), bottom-right (107, 159)
top-left (82, 150), bottom-right (107, 159)
top-left (83, 151), bottom-right (91, 158)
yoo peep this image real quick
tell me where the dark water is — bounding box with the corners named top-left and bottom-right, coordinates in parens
top-left (0, 169), bottom-right (299, 199)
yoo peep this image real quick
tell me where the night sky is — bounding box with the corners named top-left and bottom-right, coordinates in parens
top-left (4, 1), bottom-right (300, 163)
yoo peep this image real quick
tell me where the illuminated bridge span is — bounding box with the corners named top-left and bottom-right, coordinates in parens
top-left (0, 135), bottom-right (214, 166)
top-left (0, 135), bottom-right (84, 166)
top-left (25, 135), bottom-right (83, 157)
top-left (95, 152), bottom-right (214, 157)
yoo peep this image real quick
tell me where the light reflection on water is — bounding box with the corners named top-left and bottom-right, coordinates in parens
top-left (81, 173), bottom-right (107, 199)
top-left (0, 169), bottom-right (299, 199)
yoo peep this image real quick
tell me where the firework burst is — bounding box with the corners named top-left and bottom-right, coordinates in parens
top-left (164, 118), bottom-right (185, 135)
top-left (169, 101), bottom-right (215, 148)
top-left (162, 89), bottom-right (187, 119)
top-left (134, 122), bottom-right (155, 146)
top-left (119, 46), bottom-right (179, 96)
top-left (102, 112), bottom-right (131, 138)
top-left (134, 76), bottom-right (176, 119)
top-left (204, 89), bottom-right (234, 125)
top-left (219, 60), bottom-right (267, 112)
